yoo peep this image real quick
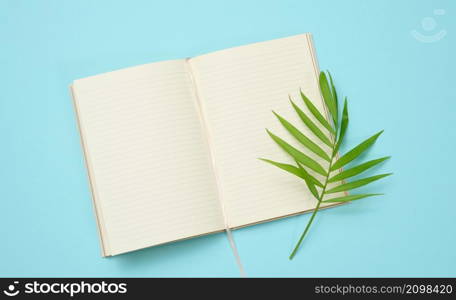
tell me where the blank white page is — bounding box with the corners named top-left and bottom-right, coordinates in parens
top-left (190, 34), bottom-right (345, 228)
top-left (72, 60), bottom-right (224, 256)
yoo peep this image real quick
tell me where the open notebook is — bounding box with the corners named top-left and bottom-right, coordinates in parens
top-left (71, 33), bottom-right (346, 257)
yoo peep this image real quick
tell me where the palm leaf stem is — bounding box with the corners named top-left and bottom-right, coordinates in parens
top-left (289, 142), bottom-right (337, 260)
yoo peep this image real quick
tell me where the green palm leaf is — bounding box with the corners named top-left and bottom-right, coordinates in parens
top-left (322, 193), bottom-right (383, 203)
top-left (331, 130), bottom-right (384, 171)
top-left (326, 173), bottom-right (392, 194)
top-left (261, 71), bottom-right (392, 260)
top-left (266, 129), bottom-right (327, 176)
top-left (296, 161), bottom-right (320, 199)
top-left (290, 98), bottom-right (333, 147)
top-left (328, 156), bottom-right (390, 183)
top-left (273, 111), bottom-right (330, 162)
top-left (319, 72), bottom-right (338, 126)
top-left (259, 158), bottom-right (323, 187)
top-left (334, 98), bottom-right (348, 152)
top-left (300, 90), bottom-right (335, 135)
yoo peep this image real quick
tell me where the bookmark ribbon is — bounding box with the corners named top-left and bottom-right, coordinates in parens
top-left (224, 218), bottom-right (247, 277)
top-left (185, 58), bottom-right (246, 277)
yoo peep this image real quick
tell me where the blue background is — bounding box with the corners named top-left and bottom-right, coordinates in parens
top-left (1, 0), bottom-right (455, 277)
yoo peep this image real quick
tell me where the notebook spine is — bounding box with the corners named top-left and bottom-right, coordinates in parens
top-left (184, 58), bottom-right (246, 277)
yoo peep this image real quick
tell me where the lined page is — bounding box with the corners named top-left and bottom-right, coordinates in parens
top-left (190, 34), bottom-right (345, 228)
top-left (72, 60), bottom-right (224, 255)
